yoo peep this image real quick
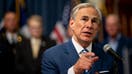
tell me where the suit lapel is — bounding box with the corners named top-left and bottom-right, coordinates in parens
top-left (38, 42), bottom-right (45, 59)
top-left (92, 43), bottom-right (100, 56)
top-left (2, 32), bottom-right (11, 45)
top-left (64, 40), bottom-right (79, 66)
top-left (116, 36), bottom-right (125, 56)
top-left (27, 40), bottom-right (35, 60)
top-left (91, 44), bottom-right (103, 73)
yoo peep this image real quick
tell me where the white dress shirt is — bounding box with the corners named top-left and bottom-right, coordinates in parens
top-left (68, 37), bottom-right (92, 74)
top-left (108, 34), bottom-right (121, 51)
top-left (6, 32), bottom-right (17, 44)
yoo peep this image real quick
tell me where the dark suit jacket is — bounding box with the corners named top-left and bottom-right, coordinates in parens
top-left (0, 30), bottom-right (23, 74)
top-left (16, 37), bottom-right (56, 74)
top-left (100, 35), bottom-right (132, 74)
top-left (42, 40), bottom-right (109, 74)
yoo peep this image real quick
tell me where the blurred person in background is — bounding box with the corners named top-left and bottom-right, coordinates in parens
top-left (15, 15), bottom-right (56, 74)
top-left (101, 14), bottom-right (132, 74)
top-left (0, 11), bottom-right (23, 74)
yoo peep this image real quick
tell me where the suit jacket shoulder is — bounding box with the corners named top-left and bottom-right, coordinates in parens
top-left (42, 40), bottom-right (79, 74)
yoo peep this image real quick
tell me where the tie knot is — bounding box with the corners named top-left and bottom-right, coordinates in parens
top-left (79, 49), bottom-right (89, 54)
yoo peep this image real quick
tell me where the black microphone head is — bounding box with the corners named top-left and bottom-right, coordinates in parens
top-left (103, 44), bottom-right (111, 53)
top-left (103, 44), bottom-right (123, 61)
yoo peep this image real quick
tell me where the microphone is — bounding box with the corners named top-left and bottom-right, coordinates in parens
top-left (103, 44), bottom-right (123, 61)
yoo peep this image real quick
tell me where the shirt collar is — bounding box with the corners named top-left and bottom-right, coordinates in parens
top-left (108, 33), bottom-right (121, 41)
top-left (6, 32), bottom-right (17, 43)
top-left (72, 37), bottom-right (92, 55)
top-left (31, 37), bottom-right (41, 44)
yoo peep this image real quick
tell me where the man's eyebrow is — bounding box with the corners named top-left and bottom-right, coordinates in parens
top-left (82, 16), bottom-right (88, 18)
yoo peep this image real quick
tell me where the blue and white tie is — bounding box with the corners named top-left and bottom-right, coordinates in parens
top-left (80, 49), bottom-right (89, 74)
top-left (79, 49), bottom-right (89, 54)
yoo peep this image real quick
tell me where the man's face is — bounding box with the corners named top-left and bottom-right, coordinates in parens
top-left (4, 12), bottom-right (18, 32)
top-left (70, 7), bottom-right (100, 43)
top-left (105, 16), bottom-right (119, 37)
top-left (28, 20), bottom-right (43, 38)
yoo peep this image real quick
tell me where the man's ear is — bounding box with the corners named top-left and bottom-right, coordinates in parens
top-left (69, 18), bottom-right (75, 31)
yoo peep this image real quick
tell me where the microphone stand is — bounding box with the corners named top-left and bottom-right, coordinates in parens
top-left (113, 59), bottom-right (119, 74)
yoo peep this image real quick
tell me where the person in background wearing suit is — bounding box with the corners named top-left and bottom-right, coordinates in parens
top-left (15, 15), bottom-right (56, 74)
top-left (0, 11), bottom-right (23, 74)
top-left (101, 14), bottom-right (132, 74)
top-left (42, 3), bottom-right (109, 74)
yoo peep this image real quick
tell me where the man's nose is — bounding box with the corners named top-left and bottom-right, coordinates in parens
top-left (86, 20), bottom-right (93, 29)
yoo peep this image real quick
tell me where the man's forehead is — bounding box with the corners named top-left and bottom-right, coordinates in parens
top-left (76, 14), bottom-right (99, 20)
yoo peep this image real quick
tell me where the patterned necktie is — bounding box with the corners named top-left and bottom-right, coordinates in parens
top-left (80, 48), bottom-right (89, 54)
top-left (80, 49), bottom-right (89, 74)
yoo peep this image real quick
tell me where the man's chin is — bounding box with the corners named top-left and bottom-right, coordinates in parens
top-left (81, 38), bottom-right (92, 43)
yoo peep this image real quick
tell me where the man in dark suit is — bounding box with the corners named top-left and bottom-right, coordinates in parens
top-left (100, 14), bottom-right (132, 74)
top-left (15, 15), bottom-right (56, 74)
top-left (42, 3), bottom-right (110, 74)
top-left (0, 11), bottom-right (23, 74)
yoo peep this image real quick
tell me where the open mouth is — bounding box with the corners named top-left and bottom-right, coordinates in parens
top-left (83, 31), bottom-right (93, 36)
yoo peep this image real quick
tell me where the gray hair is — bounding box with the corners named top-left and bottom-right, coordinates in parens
top-left (71, 3), bottom-right (102, 21)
